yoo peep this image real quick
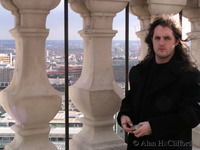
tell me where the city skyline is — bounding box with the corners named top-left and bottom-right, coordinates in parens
top-left (0, 1), bottom-right (191, 41)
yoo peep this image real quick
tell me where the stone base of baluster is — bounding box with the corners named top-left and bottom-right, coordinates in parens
top-left (193, 125), bottom-right (200, 148)
top-left (69, 117), bottom-right (127, 150)
top-left (70, 138), bottom-right (126, 150)
top-left (4, 124), bottom-right (57, 150)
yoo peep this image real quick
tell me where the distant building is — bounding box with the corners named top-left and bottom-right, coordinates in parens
top-left (0, 53), bottom-right (13, 65)
top-left (0, 68), bottom-right (14, 83)
top-left (0, 67), bottom-right (14, 90)
top-left (68, 66), bottom-right (82, 83)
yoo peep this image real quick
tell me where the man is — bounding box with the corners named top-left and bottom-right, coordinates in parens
top-left (117, 15), bottom-right (200, 150)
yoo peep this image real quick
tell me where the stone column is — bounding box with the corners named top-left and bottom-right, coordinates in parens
top-left (69, 0), bottom-right (129, 150)
top-left (0, 0), bottom-right (61, 150)
top-left (183, 0), bottom-right (200, 67)
top-left (129, 0), bottom-right (151, 60)
top-left (183, 0), bottom-right (200, 147)
top-left (147, 0), bottom-right (187, 16)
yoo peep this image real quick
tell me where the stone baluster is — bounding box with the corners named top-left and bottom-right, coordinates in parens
top-left (0, 0), bottom-right (62, 150)
top-left (183, 0), bottom-right (200, 67)
top-left (69, 0), bottom-right (129, 150)
top-left (147, 0), bottom-right (187, 16)
top-left (129, 0), bottom-right (151, 60)
top-left (183, 0), bottom-right (200, 147)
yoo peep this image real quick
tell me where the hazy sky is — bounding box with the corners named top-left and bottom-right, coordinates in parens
top-left (0, 1), bottom-right (191, 40)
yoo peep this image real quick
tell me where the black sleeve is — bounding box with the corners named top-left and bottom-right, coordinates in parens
top-left (149, 71), bottom-right (200, 138)
top-left (117, 89), bottom-right (134, 126)
top-left (117, 67), bottom-right (140, 126)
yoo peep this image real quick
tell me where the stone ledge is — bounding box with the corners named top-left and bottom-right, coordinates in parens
top-left (193, 146), bottom-right (200, 150)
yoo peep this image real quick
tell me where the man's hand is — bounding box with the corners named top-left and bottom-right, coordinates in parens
top-left (133, 121), bottom-right (152, 138)
top-left (121, 115), bottom-right (134, 133)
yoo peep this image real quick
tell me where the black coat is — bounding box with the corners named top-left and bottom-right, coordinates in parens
top-left (117, 57), bottom-right (200, 150)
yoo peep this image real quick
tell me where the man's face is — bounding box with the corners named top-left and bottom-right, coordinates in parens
top-left (152, 25), bottom-right (179, 64)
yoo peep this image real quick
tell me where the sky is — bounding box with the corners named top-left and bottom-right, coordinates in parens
top-left (0, 0), bottom-right (191, 41)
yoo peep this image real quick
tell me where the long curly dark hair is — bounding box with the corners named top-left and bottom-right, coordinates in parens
top-left (141, 14), bottom-right (197, 71)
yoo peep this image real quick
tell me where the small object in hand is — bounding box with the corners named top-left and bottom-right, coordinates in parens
top-left (131, 124), bottom-right (141, 131)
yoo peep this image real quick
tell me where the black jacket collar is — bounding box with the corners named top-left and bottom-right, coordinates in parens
top-left (136, 56), bottom-right (183, 96)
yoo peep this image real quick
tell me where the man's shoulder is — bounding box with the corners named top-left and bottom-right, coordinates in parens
top-left (130, 60), bottom-right (152, 71)
top-left (129, 63), bottom-right (146, 75)
top-left (178, 69), bottom-right (200, 87)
